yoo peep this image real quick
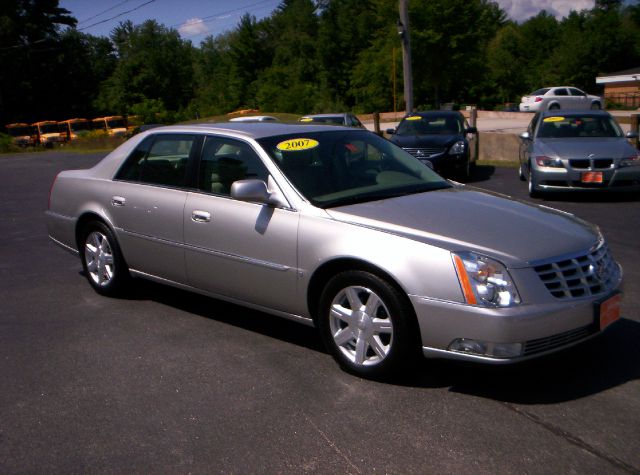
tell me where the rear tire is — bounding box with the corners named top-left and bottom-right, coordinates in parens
top-left (80, 221), bottom-right (130, 296)
top-left (549, 104), bottom-right (560, 110)
top-left (317, 271), bottom-right (419, 380)
top-left (591, 102), bottom-right (601, 110)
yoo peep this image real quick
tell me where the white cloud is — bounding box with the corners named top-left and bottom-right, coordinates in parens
top-left (496, 0), bottom-right (595, 22)
top-left (178, 18), bottom-right (209, 37)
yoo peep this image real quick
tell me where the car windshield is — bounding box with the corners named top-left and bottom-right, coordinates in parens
top-left (530, 88), bottom-right (550, 96)
top-left (537, 115), bottom-right (623, 139)
top-left (70, 121), bottom-right (89, 132)
top-left (395, 115), bottom-right (462, 136)
top-left (107, 119), bottom-right (126, 128)
top-left (257, 130), bottom-right (451, 209)
top-left (7, 126), bottom-right (31, 136)
top-left (39, 123), bottom-right (59, 134)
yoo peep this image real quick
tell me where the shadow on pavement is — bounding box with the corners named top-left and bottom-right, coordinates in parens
top-left (458, 164), bottom-right (496, 184)
top-left (403, 318), bottom-right (640, 404)
top-left (114, 278), bottom-right (640, 403)
top-left (534, 190), bottom-right (640, 203)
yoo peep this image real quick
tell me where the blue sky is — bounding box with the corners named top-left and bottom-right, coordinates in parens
top-left (60, 0), bottom-right (601, 46)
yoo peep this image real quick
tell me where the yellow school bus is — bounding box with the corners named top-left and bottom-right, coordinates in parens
top-left (92, 116), bottom-right (127, 136)
top-left (59, 118), bottom-right (91, 141)
top-left (5, 123), bottom-right (36, 147)
top-left (32, 121), bottom-right (65, 147)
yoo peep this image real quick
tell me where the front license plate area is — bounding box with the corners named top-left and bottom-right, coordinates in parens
top-left (598, 293), bottom-right (621, 330)
top-left (582, 171), bottom-right (603, 183)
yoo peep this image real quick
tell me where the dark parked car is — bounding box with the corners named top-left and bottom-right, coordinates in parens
top-left (386, 111), bottom-right (478, 178)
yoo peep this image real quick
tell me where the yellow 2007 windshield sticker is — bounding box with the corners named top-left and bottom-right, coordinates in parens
top-left (543, 116), bottom-right (565, 122)
top-left (299, 117), bottom-right (313, 122)
top-left (277, 138), bottom-right (319, 152)
top-left (406, 115), bottom-right (422, 121)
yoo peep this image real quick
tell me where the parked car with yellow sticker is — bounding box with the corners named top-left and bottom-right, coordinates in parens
top-left (386, 111), bottom-right (478, 178)
top-left (518, 110), bottom-right (640, 196)
top-left (46, 122), bottom-right (623, 379)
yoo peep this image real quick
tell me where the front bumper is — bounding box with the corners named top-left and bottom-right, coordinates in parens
top-left (411, 152), bottom-right (468, 175)
top-left (534, 165), bottom-right (640, 192)
top-left (410, 286), bottom-right (622, 364)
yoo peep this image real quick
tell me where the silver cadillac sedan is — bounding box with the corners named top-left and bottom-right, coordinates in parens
top-left (46, 123), bottom-right (623, 379)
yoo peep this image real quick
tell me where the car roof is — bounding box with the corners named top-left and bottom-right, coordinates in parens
top-left (540, 109), bottom-right (610, 117)
top-left (301, 113), bottom-right (349, 118)
top-left (404, 111), bottom-right (463, 118)
top-left (139, 122), bottom-right (355, 140)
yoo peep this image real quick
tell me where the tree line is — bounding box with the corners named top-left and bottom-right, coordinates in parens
top-left (1, 0), bottom-right (639, 126)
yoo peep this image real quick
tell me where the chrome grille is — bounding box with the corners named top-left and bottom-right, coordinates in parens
top-left (402, 147), bottom-right (445, 159)
top-left (523, 325), bottom-right (595, 356)
top-left (534, 243), bottom-right (619, 299)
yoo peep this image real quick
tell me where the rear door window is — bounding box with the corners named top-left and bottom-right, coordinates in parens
top-left (116, 134), bottom-right (199, 188)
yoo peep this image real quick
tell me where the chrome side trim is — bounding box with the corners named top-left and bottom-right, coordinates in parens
top-left (186, 244), bottom-right (290, 271)
top-left (129, 269), bottom-right (313, 326)
top-left (119, 229), bottom-right (290, 272)
top-left (48, 235), bottom-right (79, 256)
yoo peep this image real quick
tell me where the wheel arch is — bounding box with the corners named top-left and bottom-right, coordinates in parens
top-left (75, 211), bottom-right (116, 252)
top-left (307, 257), bottom-right (415, 325)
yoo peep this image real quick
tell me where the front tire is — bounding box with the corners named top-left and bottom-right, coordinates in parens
top-left (528, 165), bottom-right (540, 198)
top-left (518, 163), bottom-right (526, 181)
top-left (317, 271), bottom-right (419, 379)
top-left (591, 102), bottom-right (601, 110)
top-left (80, 221), bottom-right (130, 296)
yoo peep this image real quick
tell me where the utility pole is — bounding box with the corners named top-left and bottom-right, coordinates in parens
top-left (398, 0), bottom-right (413, 114)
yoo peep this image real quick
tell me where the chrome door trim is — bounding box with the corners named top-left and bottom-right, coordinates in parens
top-left (117, 228), bottom-right (291, 272)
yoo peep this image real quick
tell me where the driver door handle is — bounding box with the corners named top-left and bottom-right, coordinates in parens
top-left (191, 210), bottom-right (211, 223)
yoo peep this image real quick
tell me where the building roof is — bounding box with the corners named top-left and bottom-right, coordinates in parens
top-left (596, 67), bottom-right (640, 84)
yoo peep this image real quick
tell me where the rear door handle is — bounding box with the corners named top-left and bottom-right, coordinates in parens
top-left (111, 196), bottom-right (126, 207)
top-left (191, 210), bottom-right (211, 223)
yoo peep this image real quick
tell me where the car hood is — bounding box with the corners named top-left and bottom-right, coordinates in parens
top-left (535, 137), bottom-right (634, 159)
top-left (390, 134), bottom-right (460, 148)
top-left (325, 187), bottom-right (598, 268)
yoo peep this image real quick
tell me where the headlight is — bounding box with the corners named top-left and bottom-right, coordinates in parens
top-left (452, 252), bottom-right (521, 307)
top-left (448, 141), bottom-right (465, 155)
top-left (535, 156), bottom-right (563, 168)
top-left (620, 152), bottom-right (640, 167)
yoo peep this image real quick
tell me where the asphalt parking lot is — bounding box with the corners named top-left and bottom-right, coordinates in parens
top-left (1, 151), bottom-right (639, 473)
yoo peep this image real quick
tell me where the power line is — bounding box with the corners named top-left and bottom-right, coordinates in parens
top-left (176, 0), bottom-right (280, 39)
top-left (77, 0), bottom-right (157, 32)
top-left (77, 0), bottom-right (138, 25)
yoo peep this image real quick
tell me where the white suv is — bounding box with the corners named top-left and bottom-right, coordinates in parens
top-left (519, 87), bottom-right (602, 112)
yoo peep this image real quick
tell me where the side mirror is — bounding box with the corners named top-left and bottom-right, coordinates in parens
top-left (231, 179), bottom-right (288, 208)
top-left (625, 131), bottom-right (639, 139)
top-left (519, 131), bottom-right (531, 140)
top-left (386, 128), bottom-right (396, 135)
top-left (465, 126), bottom-right (478, 134)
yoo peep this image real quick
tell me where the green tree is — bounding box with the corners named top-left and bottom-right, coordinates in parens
top-left (95, 20), bottom-right (195, 116)
top-left (0, 0), bottom-right (76, 123)
top-left (255, 0), bottom-right (320, 112)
